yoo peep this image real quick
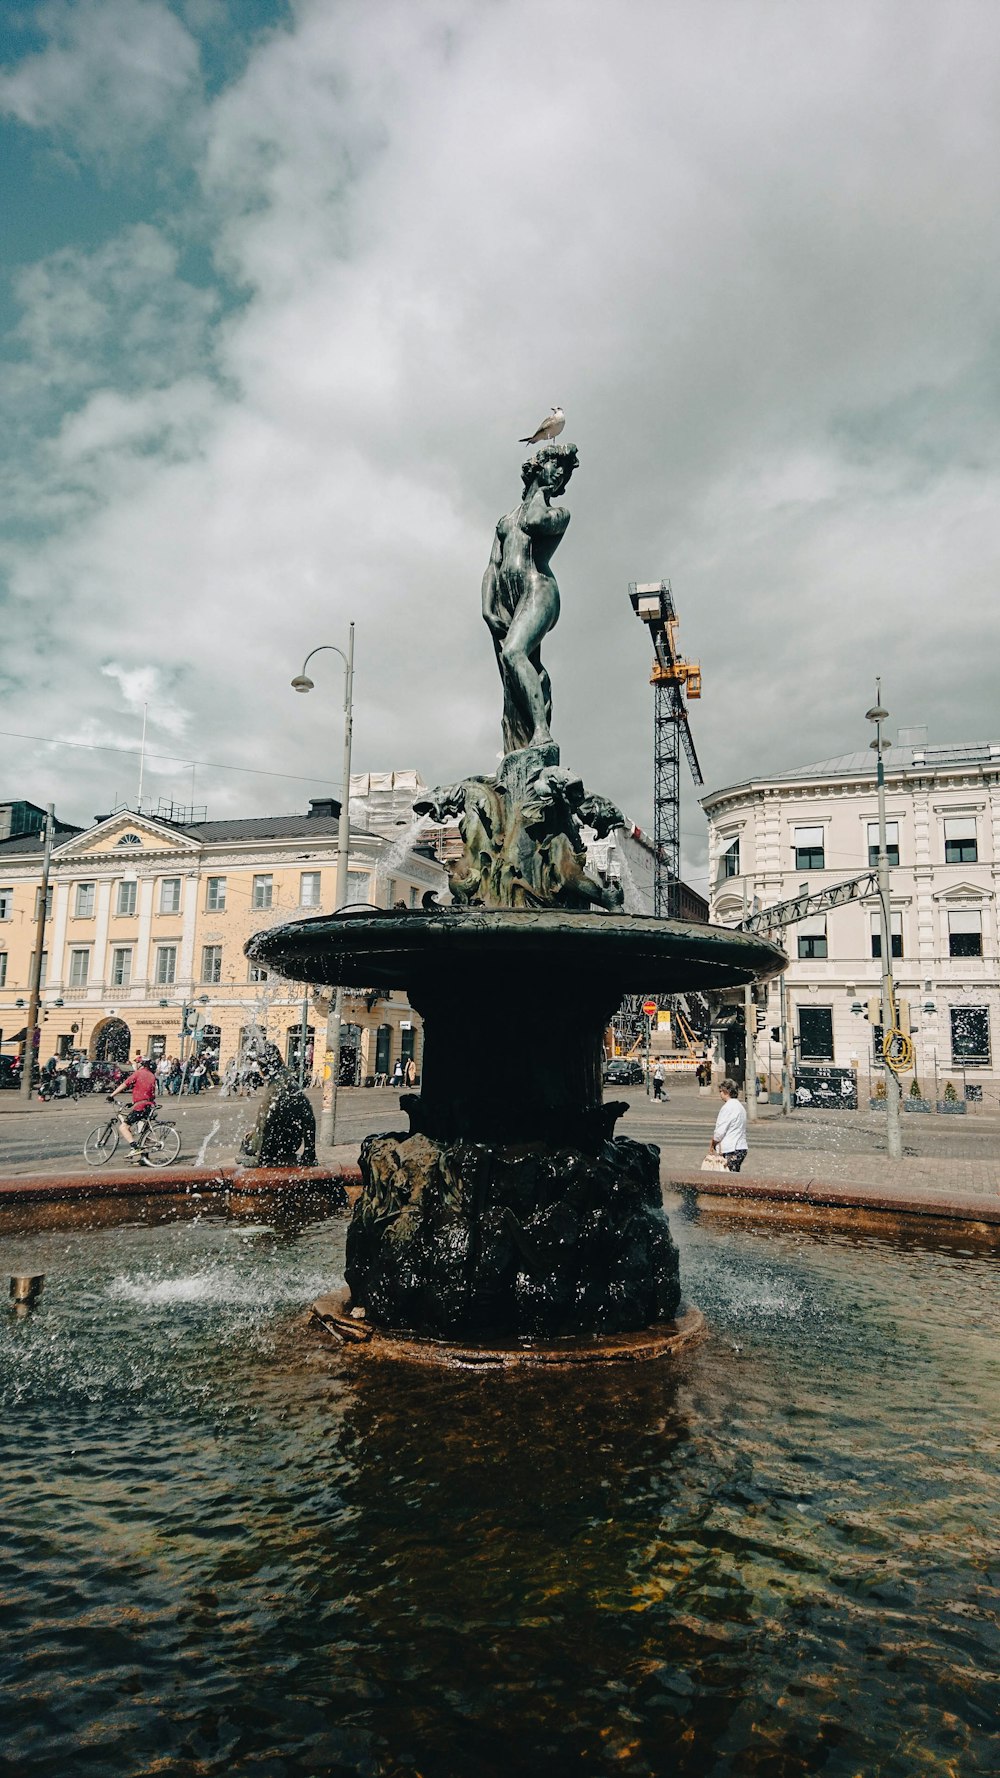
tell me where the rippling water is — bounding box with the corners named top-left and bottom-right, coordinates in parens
top-left (1, 1195), bottom-right (998, 1777)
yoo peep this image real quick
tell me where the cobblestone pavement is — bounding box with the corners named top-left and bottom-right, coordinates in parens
top-left (1, 1076), bottom-right (999, 1196)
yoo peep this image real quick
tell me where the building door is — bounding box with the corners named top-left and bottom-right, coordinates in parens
top-left (286, 1024), bottom-right (315, 1073)
top-left (375, 1024), bottom-right (392, 1077)
top-left (90, 1017), bottom-right (131, 1064)
top-left (723, 1023), bottom-right (746, 1088)
top-left (339, 1023), bottom-right (361, 1086)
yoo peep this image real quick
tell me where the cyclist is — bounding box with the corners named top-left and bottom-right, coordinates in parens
top-left (108, 1056), bottom-right (158, 1163)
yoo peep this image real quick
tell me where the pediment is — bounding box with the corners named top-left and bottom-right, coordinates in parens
top-left (53, 811), bottom-right (202, 861)
top-left (932, 881), bottom-right (994, 903)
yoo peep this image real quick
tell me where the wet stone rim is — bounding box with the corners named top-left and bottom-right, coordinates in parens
top-left (310, 1293), bottom-right (707, 1368)
top-left (247, 907), bottom-right (787, 994)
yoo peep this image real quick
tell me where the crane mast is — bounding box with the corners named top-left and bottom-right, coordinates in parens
top-left (629, 581), bottom-right (704, 918)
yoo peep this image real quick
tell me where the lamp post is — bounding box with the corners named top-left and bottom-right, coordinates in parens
top-left (866, 679), bottom-right (902, 1161)
top-left (20, 805), bottom-right (54, 1101)
top-left (292, 625), bottom-right (354, 1148)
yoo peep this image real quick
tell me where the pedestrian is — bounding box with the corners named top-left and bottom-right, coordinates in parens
top-left (652, 1062), bottom-right (665, 1101)
top-left (405, 1057), bottom-right (417, 1087)
top-left (391, 1058), bottom-right (405, 1088)
top-left (708, 1077), bottom-right (748, 1172)
top-left (190, 1057), bottom-right (206, 1095)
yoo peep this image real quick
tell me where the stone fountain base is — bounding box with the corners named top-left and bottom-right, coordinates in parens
top-left (343, 1128), bottom-right (681, 1339)
top-left (311, 1290), bottom-right (705, 1369)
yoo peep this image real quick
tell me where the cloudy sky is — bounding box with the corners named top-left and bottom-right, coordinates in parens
top-left (3, 0), bottom-right (1000, 894)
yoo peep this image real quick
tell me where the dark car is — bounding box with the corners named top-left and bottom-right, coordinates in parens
top-left (603, 1058), bottom-right (644, 1087)
top-left (0, 1055), bottom-right (20, 1090)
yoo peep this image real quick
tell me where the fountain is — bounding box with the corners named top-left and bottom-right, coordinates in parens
top-left (247, 439), bottom-right (785, 1351)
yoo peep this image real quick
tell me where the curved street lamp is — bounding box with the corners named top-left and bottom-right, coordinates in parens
top-left (291, 626), bottom-right (355, 1147)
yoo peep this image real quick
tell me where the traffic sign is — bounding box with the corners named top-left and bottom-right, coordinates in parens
top-left (641, 999), bottom-right (658, 1017)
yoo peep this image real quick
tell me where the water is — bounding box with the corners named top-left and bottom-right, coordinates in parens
top-left (1, 1195), bottom-right (998, 1776)
top-left (613, 840), bottom-right (648, 915)
top-left (371, 813), bottom-right (432, 893)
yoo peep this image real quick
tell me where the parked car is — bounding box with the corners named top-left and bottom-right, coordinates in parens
top-left (603, 1058), bottom-right (644, 1087)
top-left (0, 1055), bottom-right (21, 1090)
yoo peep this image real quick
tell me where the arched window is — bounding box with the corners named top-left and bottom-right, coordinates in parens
top-left (721, 839), bottom-right (740, 879)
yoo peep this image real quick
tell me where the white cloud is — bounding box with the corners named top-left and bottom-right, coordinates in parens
top-left (4, 0), bottom-right (1000, 870)
top-left (0, 0), bottom-right (201, 158)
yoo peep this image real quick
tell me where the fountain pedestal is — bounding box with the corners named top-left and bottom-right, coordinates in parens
top-left (247, 907), bottom-right (785, 1342)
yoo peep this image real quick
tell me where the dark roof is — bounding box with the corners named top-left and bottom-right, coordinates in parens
top-left (0, 821), bottom-right (82, 857)
top-left (175, 815), bottom-right (348, 842)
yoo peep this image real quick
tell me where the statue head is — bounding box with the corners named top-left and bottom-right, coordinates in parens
top-left (521, 441), bottom-right (578, 498)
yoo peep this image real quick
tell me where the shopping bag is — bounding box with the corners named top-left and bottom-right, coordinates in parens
top-left (700, 1153), bottom-right (729, 1173)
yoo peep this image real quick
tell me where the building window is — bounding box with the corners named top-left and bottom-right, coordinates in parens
top-left (252, 874), bottom-right (273, 910)
top-left (951, 1005), bottom-right (990, 1066)
top-left (116, 879), bottom-right (137, 917)
top-left (111, 947), bottom-right (133, 988)
top-left (159, 877), bottom-right (181, 914)
top-left (798, 1005), bottom-right (834, 1060)
top-left (115, 833), bottom-right (142, 847)
top-left (206, 876), bottom-right (227, 912)
top-left (797, 918), bottom-right (827, 959)
top-left (75, 882), bottom-right (96, 918)
top-left (944, 817), bottom-right (977, 864)
top-left (69, 948), bottom-right (90, 988)
top-left (0, 888), bottom-right (11, 921)
top-left (300, 871), bottom-right (321, 907)
top-left (38, 951), bottom-right (47, 988)
top-left (793, 826), bottom-right (825, 871)
top-left (202, 944), bottom-right (222, 984)
top-left (0, 952), bottom-right (6, 987)
top-left (155, 945), bottom-right (177, 985)
top-left (346, 871), bottom-right (369, 904)
top-left (409, 886), bottom-right (420, 908)
top-left (871, 912), bottom-right (903, 959)
top-left (948, 910), bottom-right (983, 958)
top-left (721, 838), bottom-right (740, 879)
top-left (249, 963), bottom-right (269, 983)
top-left (867, 821), bottom-right (899, 868)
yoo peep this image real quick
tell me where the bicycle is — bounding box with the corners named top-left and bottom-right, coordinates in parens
top-left (83, 1102), bottom-right (181, 1168)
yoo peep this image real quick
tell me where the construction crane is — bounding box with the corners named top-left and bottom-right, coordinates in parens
top-left (629, 581), bottom-right (703, 917)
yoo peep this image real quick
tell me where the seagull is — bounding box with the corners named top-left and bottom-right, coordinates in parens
top-left (519, 406), bottom-right (565, 446)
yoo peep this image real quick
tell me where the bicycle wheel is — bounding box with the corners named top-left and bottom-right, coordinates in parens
top-left (84, 1121), bottom-right (119, 1166)
top-left (145, 1124), bottom-right (180, 1165)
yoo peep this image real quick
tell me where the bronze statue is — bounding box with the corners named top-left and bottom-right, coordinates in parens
top-left (482, 441), bottom-right (578, 754)
top-left (240, 1046), bottom-right (317, 1168)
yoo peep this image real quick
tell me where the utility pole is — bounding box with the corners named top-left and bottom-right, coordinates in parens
top-left (779, 971), bottom-right (792, 1115)
top-left (20, 805), bottom-right (54, 1101)
top-left (742, 885), bottom-right (757, 1121)
top-left (866, 681), bottom-right (902, 1160)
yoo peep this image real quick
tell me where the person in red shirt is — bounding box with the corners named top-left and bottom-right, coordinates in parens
top-left (109, 1058), bottom-right (157, 1162)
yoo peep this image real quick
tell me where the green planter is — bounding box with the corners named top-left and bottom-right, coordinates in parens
top-left (936, 1100), bottom-right (967, 1115)
top-left (904, 1099), bottom-right (931, 1113)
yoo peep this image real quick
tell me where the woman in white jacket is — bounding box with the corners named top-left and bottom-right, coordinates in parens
top-left (709, 1077), bottom-right (748, 1172)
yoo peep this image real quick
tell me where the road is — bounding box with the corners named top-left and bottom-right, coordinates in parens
top-left (2, 1075), bottom-right (998, 1177)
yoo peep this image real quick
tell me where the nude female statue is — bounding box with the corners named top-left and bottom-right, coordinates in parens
top-left (481, 441), bottom-right (579, 754)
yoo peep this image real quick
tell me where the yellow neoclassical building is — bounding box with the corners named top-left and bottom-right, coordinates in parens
top-left (0, 792), bottom-right (445, 1079)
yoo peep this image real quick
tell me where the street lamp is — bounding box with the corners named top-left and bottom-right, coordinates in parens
top-left (865, 679), bottom-right (902, 1160)
top-left (291, 627), bottom-right (355, 1148)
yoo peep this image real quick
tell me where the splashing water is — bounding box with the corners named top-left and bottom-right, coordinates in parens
top-left (195, 1119), bottom-right (220, 1166)
top-left (372, 812), bottom-right (433, 892)
top-left (613, 840), bottom-right (648, 915)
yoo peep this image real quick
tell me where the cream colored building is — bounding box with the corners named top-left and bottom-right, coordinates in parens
top-left (704, 739), bottom-right (1000, 1100)
top-left (0, 794), bottom-right (445, 1080)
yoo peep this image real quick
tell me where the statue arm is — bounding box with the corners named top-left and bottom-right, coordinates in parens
top-left (521, 490), bottom-right (569, 538)
top-left (481, 531), bottom-right (505, 637)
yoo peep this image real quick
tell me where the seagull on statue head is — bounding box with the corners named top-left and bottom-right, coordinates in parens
top-left (519, 406), bottom-right (565, 446)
